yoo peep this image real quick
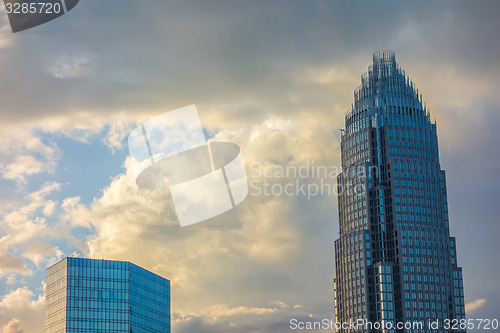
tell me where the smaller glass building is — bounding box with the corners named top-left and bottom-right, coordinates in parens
top-left (45, 257), bottom-right (170, 333)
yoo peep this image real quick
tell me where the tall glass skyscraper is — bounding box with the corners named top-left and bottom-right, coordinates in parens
top-left (334, 51), bottom-right (466, 332)
top-left (45, 257), bottom-right (171, 333)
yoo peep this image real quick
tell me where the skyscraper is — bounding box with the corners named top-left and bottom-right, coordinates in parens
top-left (45, 257), bottom-right (171, 333)
top-left (334, 51), bottom-right (466, 332)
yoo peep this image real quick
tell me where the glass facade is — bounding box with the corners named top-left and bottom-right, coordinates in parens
top-left (45, 257), bottom-right (171, 333)
top-left (334, 51), bottom-right (466, 333)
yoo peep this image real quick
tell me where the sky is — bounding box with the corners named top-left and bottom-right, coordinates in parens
top-left (0, 1), bottom-right (499, 332)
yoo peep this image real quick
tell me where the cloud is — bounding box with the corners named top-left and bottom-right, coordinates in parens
top-left (0, 128), bottom-right (60, 187)
top-left (0, 182), bottom-right (61, 251)
top-left (0, 287), bottom-right (44, 333)
top-left (0, 254), bottom-right (29, 278)
top-left (1, 155), bottom-right (53, 185)
top-left (23, 243), bottom-right (64, 269)
top-left (173, 301), bottom-right (328, 333)
top-left (200, 303), bottom-right (281, 319)
top-left (465, 298), bottom-right (486, 314)
top-left (102, 117), bottom-right (137, 153)
top-left (2, 318), bottom-right (24, 333)
top-left (0, 288), bottom-right (35, 312)
top-left (0, 181), bottom-right (68, 277)
top-left (48, 51), bottom-right (96, 79)
top-left (5, 275), bottom-right (17, 287)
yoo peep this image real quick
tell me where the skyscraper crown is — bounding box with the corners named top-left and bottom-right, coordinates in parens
top-left (345, 50), bottom-right (432, 136)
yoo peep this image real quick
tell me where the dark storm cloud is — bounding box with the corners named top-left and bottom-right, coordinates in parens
top-left (1, 0), bottom-right (496, 125)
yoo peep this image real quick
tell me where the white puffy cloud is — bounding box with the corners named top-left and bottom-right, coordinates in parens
top-left (0, 287), bottom-right (44, 333)
top-left (0, 129), bottom-right (60, 186)
top-left (102, 117), bottom-right (138, 153)
top-left (1, 155), bottom-right (50, 185)
top-left (0, 182), bottom-right (62, 253)
top-left (0, 182), bottom-right (66, 278)
top-left (5, 275), bottom-right (17, 287)
top-left (2, 318), bottom-right (24, 333)
top-left (23, 243), bottom-right (64, 269)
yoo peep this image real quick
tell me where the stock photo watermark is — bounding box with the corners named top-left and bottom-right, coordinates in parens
top-left (128, 105), bottom-right (248, 227)
top-left (289, 318), bottom-right (499, 331)
top-left (3, 0), bottom-right (80, 32)
top-left (248, 161), bottom-right (373, 199)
